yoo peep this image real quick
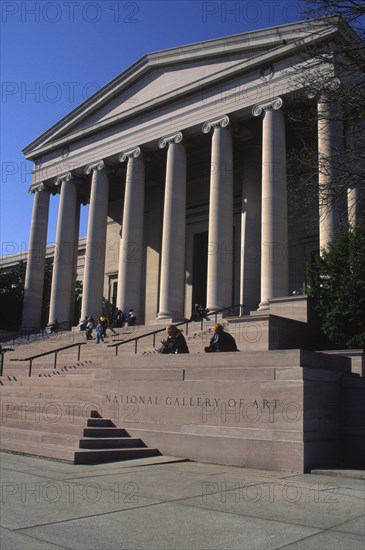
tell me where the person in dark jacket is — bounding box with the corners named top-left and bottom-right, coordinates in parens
top-left (159, 325), bottom-right (189, 354)
top-left (205, 323), bottom-right (237, 352)
top-left (127, 309), bottom-right (137, 326)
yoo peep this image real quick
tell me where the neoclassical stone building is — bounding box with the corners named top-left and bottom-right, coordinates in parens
top-left (21, 16), bottom-right (363, 329)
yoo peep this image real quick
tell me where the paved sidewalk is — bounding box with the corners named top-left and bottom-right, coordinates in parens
top-left (1, 452), bottom-right (364, 550)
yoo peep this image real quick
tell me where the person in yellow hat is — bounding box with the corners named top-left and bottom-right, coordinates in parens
top-left (205, 323), bottom-right (237, 352)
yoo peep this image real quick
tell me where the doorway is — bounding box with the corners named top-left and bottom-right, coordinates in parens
top-left (192, 231), bottom-right (208, 308)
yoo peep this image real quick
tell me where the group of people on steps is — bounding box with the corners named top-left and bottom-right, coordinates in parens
top-left (80, 309), bottom-right (136, 342)
top-left (80, 304), bottom-right (238, 353)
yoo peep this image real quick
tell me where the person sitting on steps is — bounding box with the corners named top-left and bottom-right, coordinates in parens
top-left (127, 309), bottom-right (137, 326)
top-left (204, 323), bottom-right (238, 353)
top-left (159, 325), bottom-right (189, 354)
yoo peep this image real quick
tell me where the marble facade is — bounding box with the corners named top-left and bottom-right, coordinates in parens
top-left (21, 17), bottom-right (362, 329)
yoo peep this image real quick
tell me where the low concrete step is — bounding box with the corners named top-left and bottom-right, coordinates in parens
top-left (1, 440), bottom-right (76, 462)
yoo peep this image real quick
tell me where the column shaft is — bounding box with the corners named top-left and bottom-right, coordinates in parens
top-left (69, 201), bottom-right (81, 324)
top-left (158, 136), bottom-right (187, 320)
top-left (81, 163), bottom-right (109, 321)
top-left (253, 98), bottom-right (288, 308)
top-left (22, 188), bottom-right (50, 329)
top-left (318, 99), bottom-right (344, 249)
top-left (48, 176), bottom-right (78, 327)
top-left (205, 119), bottom-right (233, 311)
top-left (117, 149), bottom-right (145, 317)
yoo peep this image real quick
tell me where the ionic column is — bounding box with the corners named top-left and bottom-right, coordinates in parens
top-left (81, 161), bottom-right (109, 321)
top-left (202, 116), bottom-right (233, 312)
top-left (317, 93), bottom-right (345, 249)
top-left (48, 173), bottom-right (78, 328)
top-left (117, 147), bottom-right (145, 318)
top-left (348, 185), bottom-right (365, 227)
top-left (157, 132), bottom-right (187, 321)
top-left (346, 119), bottom-right (365, 227)
top-left (253, 97), bottom-right (288, 309)
top-left (22, 184), bottom-right (50, 330)
top-left (69, 200), bottom-right (81, 324)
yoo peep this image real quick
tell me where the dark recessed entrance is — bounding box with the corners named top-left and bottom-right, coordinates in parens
top-left (192, 231), bottom-right (208, 308)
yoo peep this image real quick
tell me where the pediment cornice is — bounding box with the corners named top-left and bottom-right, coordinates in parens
top-left (23, 15), bottom-right (361, 160)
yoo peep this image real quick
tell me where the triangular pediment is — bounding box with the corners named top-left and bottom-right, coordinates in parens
top-left (23, 16), bottom-right (359, 159)
top-left (61, 51), bottom-right (274, 133)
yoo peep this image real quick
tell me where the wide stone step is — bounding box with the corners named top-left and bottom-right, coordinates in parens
top-left (99, 349), bottom-right (351, 372)
top-left (1, 365), bottom-right (95, 379)
top-left (0, 427), bottom-right (80, 448)
top-left (74, 447), bottom-right (160, 464)
top-left (79, 437), bottom-right (145, 449)
top-left (1, 401), bottom-right (101, 421)
top-left (1, 419), bottom-right (87, 436)
top-left (4, 375), bottom-right (95, 387)
top-left (86, 418), bottom-right (115, 427)
top-left (0, 387), bottom-right (97, 399)
top-left (83, 427), bottom-right (130, 438)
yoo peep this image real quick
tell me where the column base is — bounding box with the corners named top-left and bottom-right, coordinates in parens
top-left (152, 313), bottom-right (187, 325)
top-left (257, 300), bottom-right (270, 312)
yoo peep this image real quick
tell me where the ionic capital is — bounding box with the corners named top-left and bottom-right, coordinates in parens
top-left (119, 147), bottom-right (142, 163)
top-left (202, 115), bottom-right (230, 134)
top-left (28, 182), bottom-right (51, 195)
top-left (85, 160), bottom-right (105, 175)
top-left (54, 172), bottom-right (72, 187)
top-left (252, 97), bottom-right (283, 117)
top-left (158, 132), bottom-right (183, 149)
top-left (307, 78), bottom-right (341, 101)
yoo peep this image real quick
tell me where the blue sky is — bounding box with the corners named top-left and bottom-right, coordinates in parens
top-left (1, 0), bottom-right (311, 257)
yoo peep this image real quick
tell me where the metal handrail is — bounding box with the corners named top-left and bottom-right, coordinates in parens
top-left (108, 304), bottom-right (244, 356)
top-left (0, 348), bottom-right (14, 377)
top-left (0, 320), bottom-right (72, 346)
top-left (10, 342), bottom-right (86, 377)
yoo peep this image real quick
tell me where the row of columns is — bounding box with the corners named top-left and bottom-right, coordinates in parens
top-left (23, 95), bottom-right (352, 329)
top-left (22, 98), bottom-right (289, 328)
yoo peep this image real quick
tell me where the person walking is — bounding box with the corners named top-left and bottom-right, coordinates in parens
top-left (96, 322), bottom-right (104, 344)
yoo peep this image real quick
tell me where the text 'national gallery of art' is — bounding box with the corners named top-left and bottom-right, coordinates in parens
top-left (20, 16), bottom-right (364, 330)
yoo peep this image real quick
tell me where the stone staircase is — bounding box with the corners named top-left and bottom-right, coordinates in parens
top-left (0, 320), bottom-right (217, 465)
top-left (0, 326), bottom-right (164, 463)
top-left (2, 316), bottom-right (363, 470)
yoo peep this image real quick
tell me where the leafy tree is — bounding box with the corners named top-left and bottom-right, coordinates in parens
top-left (305, 0), bottom-right (365, 25)
top-left (0, 261), bottom-right (26, 330)
top-left (0, 258), bottom-right (81, 330)
top-left (287, 2), bottom-right (365, 223)
top-left (306, 221), bottom-right (365, 348)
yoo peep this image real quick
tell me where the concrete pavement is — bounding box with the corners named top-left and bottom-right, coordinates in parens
top-left (0, 452), bottom-right (364, 549)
